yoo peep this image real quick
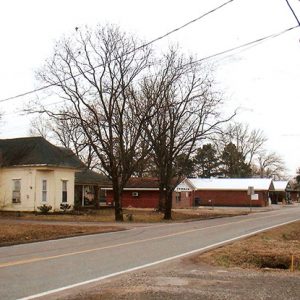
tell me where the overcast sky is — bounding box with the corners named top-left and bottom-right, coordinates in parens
top-left (0, 0), bottom-right (300, 176)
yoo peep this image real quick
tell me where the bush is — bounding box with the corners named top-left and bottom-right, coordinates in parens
top-left (60, 203), bottom-right (72, 213)
top-left (126, 213), bottom-right (134, 222)
top-left (37, 204), bottom-right (52, 214)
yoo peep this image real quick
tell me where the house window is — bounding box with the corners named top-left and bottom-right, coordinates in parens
top-left (62, 180), bottom-right (68, 203)
top-left (42, 180), bottom-right (47, 202)
top-left (12, 179), bottom-right (21, 203)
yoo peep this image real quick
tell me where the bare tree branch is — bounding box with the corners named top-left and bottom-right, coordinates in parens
top-left (30, 24), bottom-right (153, 221)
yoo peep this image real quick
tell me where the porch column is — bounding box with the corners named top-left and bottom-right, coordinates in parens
top-left (82, 185), bottom-right (85, 206)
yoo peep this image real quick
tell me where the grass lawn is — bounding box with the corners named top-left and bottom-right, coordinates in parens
top-left (0, 223), bottom-right (125, 247)
top-left (196, 220), bottom-right (300, 271)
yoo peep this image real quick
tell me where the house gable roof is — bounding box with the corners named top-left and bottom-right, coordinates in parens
top-left (273, 180), bottom-right (289, 192)
top-left (185, 178), bottom-right (274, 191)
top-left (75, 169), bottom-right (111, 187)
top-left (103, 177), bottom-right (163, 191)
top-left (0, 136), bottom-right (85, 169)
top-left (124, 177), bottom-right (160, 189)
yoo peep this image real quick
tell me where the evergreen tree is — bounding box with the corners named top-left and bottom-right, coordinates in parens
top-left (193, 144), bottom-right (221, 177)
top-left (221, 143), bottom-right (252, 178)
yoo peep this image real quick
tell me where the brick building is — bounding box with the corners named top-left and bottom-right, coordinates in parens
top-left (105, 177), bottom-right (161, 208)
top-left (176, 178), bottom-right (274, 207)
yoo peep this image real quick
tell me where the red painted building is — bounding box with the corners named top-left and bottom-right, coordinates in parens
top-left (105, 177), bottom-right (161, 208)
top-left (105, 177), bottom-right (189, 209)
top-left (176, 178), bottom-right (274, 207)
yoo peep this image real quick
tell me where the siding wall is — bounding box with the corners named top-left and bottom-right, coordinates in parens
top-left (0, 167), bottom-right (75, 211)
top-left (106, 190), bottom-right (160, 208)
top-left (193, 190), bottom-right (269, 207)
top-left (105, 188), bottom-right (269, 208)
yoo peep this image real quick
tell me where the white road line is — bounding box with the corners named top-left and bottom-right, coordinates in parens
top-left (18, 218), bottom-right (300, 300)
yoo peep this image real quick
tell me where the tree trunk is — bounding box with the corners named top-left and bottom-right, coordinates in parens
top-left (163, 189), bottom-right (173, 220)
top-left (158, 182), bottom-right (166, 212)
top-left (112, 180), bottom-right (124, 221)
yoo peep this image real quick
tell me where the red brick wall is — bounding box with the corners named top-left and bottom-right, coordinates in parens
top-left (193, 190), bottom-right (269, 207)
top-left (106, 190), bottom-right (159, 208)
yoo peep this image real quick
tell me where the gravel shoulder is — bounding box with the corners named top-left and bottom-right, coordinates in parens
top-left (47, 257), bottom-right (300, 300)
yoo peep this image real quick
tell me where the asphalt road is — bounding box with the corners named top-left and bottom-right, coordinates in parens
top-left (0, 206), bottom-right (300, 300)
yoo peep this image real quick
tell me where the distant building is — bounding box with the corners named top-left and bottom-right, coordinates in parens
top-left (269, 180), bottom-right (291, 204)
top-left (175, 178), bottom-right (274, 207)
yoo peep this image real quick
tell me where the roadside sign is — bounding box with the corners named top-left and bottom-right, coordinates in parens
top-left (247, 186), bottom-right (254, 196)
top-left (251, 194), bottom-right (259, 200)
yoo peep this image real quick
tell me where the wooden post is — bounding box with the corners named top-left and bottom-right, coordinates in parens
top-left (290, 254), bottom-right (294, 272)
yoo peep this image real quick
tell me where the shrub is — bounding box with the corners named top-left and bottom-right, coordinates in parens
top-left (60, 203), bottom-right (72, 212)
top-left (37, 204), bottom-right (52, 214)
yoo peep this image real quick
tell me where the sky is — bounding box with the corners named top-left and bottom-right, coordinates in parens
top-left (0, 0), bottom-right (300, 176)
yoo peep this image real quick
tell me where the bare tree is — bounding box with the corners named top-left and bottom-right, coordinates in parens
top-left (29, 113), bottom-right (98, 169)
top-left (214, 122), bottom-right (267, 166)
top-left (29, 115), bottom-right (52, 139)
top-left (33, 25), bottom-right (153, 221)
top-left (254, 151), bottom-right (287, 179)
top-left (140, 49), bottom-right (234, 219)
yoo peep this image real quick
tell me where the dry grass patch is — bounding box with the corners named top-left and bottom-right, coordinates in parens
top-left (0, 207), bottom-right (246, 223)
top-left (0, 223), bottom-right (125, 246)
top-left (172, 208), bottom-right (247, 221)
top-left (196, 221), bottom-right (300, 271)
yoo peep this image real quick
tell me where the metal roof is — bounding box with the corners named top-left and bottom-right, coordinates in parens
top-left (184, 178), bottom-right (274, 191)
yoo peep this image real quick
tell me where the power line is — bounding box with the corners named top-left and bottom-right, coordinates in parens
top-left (139, 0), bottom-right (234, 49)
top-left (1, 2), bottom-right (299, 106)
top-left (284, 0), bottom-right (300, 26)
top-left (3, 24), bottom-right (299, 120)
top-left (194, 25), bottom-right (299, 64)
top-left (1, 23), bottom-right (298, 111)
top-left (1, 24), bottom-right (299, 136)
top-left (0, 0), bottom-right (235, 103)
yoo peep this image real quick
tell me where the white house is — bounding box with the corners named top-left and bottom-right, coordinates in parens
top-left (0, 137), bottom-right (84, 211)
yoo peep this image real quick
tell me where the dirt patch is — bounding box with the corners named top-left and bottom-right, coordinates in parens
top-left (196, 220), bottom-right (300, 271)
top-left (0, 223), bottom-right (125, 246)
